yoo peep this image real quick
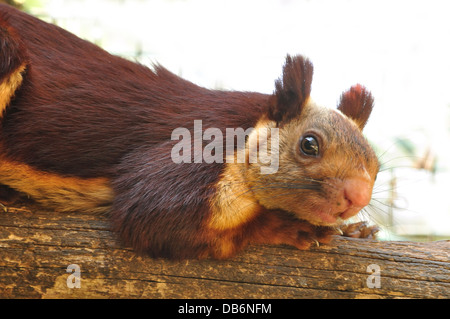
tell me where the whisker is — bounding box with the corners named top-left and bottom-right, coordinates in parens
top-left (225, 188), bottom-right (317, 218)
top-left (217, 178), bottom-right (323, 218)
top-left (227, 181), bottom-right (320, 204)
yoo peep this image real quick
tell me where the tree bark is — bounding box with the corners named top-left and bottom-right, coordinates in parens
top-left (0, 203), bottom-right (448, 299)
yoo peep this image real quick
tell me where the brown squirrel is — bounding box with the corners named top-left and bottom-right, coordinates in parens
top-left (0, 5), bottom-right (379, 259)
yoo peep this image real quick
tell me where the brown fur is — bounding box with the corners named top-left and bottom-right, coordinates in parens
top-left (0, 5), bottom-right (379, 259)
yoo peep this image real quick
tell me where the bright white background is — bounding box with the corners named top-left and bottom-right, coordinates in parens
top-left (24, 0), bottom-right (450, 240)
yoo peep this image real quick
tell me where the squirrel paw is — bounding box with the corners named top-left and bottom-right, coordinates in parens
top-left (0, 202), bottom-right (7, 213)
top-left (251, 211), bottom-right (350, 250)
top-left (339, 221), bottom-right (379, 239)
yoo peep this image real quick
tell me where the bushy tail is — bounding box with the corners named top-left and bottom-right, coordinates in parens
top-left (0, 18), bottom-right (28, 118)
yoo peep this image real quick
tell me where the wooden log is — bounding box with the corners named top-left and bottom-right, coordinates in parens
top-left (0, 202), bottom-right (448, 299)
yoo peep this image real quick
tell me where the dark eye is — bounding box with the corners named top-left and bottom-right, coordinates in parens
top-left (300, 135), bottom-right (320, 156)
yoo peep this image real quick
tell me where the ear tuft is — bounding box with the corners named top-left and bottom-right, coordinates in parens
top-left (337, 84), bottom-right (374, 130)
top-left (268, 55), bottom-right (313, 124)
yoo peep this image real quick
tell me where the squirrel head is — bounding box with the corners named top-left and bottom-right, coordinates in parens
top-left (246, 55), bottom-right (379, 226)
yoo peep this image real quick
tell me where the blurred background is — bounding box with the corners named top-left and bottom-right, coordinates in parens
top-left (4, 0), bottom-right (450, 241)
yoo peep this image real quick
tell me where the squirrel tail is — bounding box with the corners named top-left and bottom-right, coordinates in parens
top-left (0, 18), bottom-right (28, 119)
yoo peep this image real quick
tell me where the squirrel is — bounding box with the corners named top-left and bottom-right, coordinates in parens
top-left (0, 4), bottom-right (380, 259)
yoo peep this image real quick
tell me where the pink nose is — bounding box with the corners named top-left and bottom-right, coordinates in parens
top-left (343, 177), bottom-right (373, 209)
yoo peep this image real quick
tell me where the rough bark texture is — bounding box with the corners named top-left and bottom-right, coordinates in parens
top-left (0, 202), bottom-right (448, 299)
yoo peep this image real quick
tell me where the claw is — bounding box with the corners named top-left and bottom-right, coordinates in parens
top-left (0, 203), bottom-right (7, 213)
top-left (340, 221), bottom-right (380, 239)
top-left (312, 239), bottom-right (320, 247)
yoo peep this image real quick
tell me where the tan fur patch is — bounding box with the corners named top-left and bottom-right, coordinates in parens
top-left (209, 162), bottom-right (260, 231)
top-left (0, 63), bottom-right (26, 118)
top-left (0, 154), bottom-right (113, 213)
top-left (207, 120), bottom-right (276, 231)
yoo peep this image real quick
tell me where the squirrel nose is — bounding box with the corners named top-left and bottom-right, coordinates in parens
top-left (343, 177), bottom-right (373, 209)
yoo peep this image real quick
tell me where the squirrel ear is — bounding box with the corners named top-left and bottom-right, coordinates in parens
top-left (337, 84), bottom-right (374, 130)
top-left (267, 55), bottom-right (313, 124)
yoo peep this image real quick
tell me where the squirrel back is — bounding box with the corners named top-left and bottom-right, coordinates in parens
top-left (0, 5), bottom-right (379, 259)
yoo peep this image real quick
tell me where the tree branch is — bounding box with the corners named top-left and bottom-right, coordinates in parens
top-left (0, 203), bottom-right (448, 298)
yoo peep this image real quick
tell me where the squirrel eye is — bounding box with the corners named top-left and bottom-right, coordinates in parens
top-left (300, 135), bottom-right (319, 156)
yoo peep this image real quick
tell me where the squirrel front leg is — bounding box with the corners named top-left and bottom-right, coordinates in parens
top-left (244, 209), bottom-right (339, 249)
top-left (241, 211), bottom-right (379, 251)
top-left (206, 207), bottom-right (341, 259)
